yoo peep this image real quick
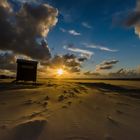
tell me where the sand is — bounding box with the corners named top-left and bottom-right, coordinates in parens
top-left (0, 79), bottom-right (140, 140)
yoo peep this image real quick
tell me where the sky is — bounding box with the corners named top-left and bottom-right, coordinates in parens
top-left (0, 0), bottom-right (140, 78)
top-left (46, 0), bottom-right (139, 68)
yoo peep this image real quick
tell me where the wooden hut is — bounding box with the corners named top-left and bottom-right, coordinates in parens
top-left (16, 59), bottom-right (38, 82)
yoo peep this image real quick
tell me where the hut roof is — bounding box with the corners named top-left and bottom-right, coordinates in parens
top-left (16, 59), bottom-right (38, 65)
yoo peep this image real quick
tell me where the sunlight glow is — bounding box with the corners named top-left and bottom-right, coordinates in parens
top-left (57, 68), bottom-right (64, 76)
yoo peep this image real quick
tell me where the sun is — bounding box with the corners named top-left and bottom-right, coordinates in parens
top-left (57, 68), bottom-right (64, 76)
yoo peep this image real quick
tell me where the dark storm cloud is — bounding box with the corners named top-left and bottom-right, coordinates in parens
top-left (124, 12), bottom-right (140, 27)
top-left (123, 0), bottom-right (140, 38)
top-left (96, 60), bottom-right (119, 71)
top-left (0, 51), bottom-right (16, 70)
top-left (45, 53), bottom-right (86, 73)
top-left (0, 0), bottom-right (58, 60)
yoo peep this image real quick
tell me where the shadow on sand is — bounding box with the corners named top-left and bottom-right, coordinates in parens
top-left (2, 120), bottom-right (47, 140)
top-left (0, 82), bottom-right (43, 91)
top-left (79, 82), bottom-right (140, 99)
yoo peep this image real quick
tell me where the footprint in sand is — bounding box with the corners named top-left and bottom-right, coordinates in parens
top-left (67, 101), bottom-right (72, 105)
top-left (44, 96), bottom-right (50, 101)
top-left (42, 101), bottom-right (48, 107)
top-left (58, 95), bottom-right (65, 102)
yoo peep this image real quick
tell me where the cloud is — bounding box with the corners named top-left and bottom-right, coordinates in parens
top-left (59, 27), bottom-right (66, 33)
top-left (0, 0), bottom-right (12, 11)
top-left (96, 59), bottom-right (119, 71)
top-left (83, 43), bottom-right (118, 52)
top-left (78, 57), bottom-right (87, 62)
top-left (0, 69), bottom-right (15, 76)
top-left (60, 28), bottom-right (81, 36)
top-left (44, 53), bottom-right (87, 73)
top-left (82, 22), bottom-right (92, 29)
top-left (84, 66), bottom-right (140, 78)
top-left (84, 71), bottom-right (100, 76)
top-left (68, 30), bottom-right (81, 36)
top-left (12, 0), bottom-right (41, 4)
top-left (0, 1), bottom-right (58, 61)
top-left (123, 0), bottom-right (140, 38)
top-left (0, 51), bottom-right (16, 70)
top-left (109, 66), bottom-right (140, 78)
top-left (124, 12), bottom-right (140, 27)
top-left (0, 50), bottom-right (33, 72)
top-left (64, 44), bottom-right (94, 59)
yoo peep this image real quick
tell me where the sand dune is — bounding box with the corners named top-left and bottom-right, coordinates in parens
top-left (0, 79), bottom-right (140, 140)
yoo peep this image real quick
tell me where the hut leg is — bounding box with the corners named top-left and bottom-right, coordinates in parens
top-left (11, 80), bottom-right (18, 84)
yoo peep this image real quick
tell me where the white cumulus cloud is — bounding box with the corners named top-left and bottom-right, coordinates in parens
top-left (83, 43), bottom-right (118, 52)
top-left (82, 22), bottom-right (92, 29)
